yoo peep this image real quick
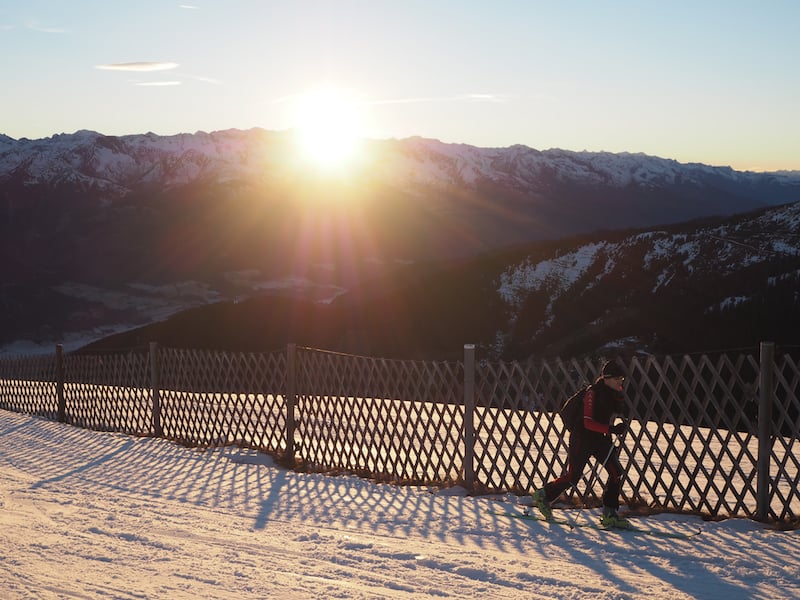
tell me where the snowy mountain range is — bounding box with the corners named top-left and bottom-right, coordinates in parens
top-left (3, 128), bottom-right (798, 199)
top-left (494, 201), bottom-right (800, 357)
top-left (1, 128), bottom-right (799, 357)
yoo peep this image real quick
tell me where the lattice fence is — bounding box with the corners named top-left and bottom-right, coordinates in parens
top-left (473, 357), bottom-right (603, 497)
top-left (63, 351), bottom-right (151, 433)
top-left (0, 342), bottom-right (798, 522)
top-left (0, 353), bottom-right (57, 418)
top-left (157, 347), bottom-right (287, 452)
top-left (769, 352), bottom-right (800, 521)
top-left (293, 346), bottom-right (464, 482)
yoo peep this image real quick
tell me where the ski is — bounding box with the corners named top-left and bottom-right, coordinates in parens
top-left (489, 509), bottom-right (577, 529)
top-left (488, 510), bottom-right (702, 540)
top-left (599, 521), bottom-right (702, 540)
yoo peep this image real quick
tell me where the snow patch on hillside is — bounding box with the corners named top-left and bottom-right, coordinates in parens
top-left (498, 242), bottom-right (608, 307)
top-left (708, 296), bottom-right (752, 313)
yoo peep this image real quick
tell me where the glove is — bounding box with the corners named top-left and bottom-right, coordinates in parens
top-left (609, 421), bottom-right (627, 435)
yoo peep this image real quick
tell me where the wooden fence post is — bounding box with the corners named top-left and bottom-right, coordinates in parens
top-left (463, 344), bottom-right (476, 490)
top-left (756, 341), bottom-right (775, 521)
top-left (55, 344), bottom-right (66, 422)
top-left (285, 343), bottom-right (297, 465)
top-left (150, 342), bottom-right (163, 437)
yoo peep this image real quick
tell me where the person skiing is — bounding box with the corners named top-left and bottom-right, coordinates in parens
top-left (531, 360), bottom-right (630, 527)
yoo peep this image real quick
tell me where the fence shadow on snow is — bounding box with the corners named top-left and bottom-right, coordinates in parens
top-left (0, 341), bottom-right (798, 524)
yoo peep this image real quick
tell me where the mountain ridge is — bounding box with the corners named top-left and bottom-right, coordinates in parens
top-left (1, 128), bottom-right (798, 357)
top-left (3, 128), bottom-right (798, 191)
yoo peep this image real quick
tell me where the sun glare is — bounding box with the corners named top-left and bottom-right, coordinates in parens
top-left (292, 86), bottom-right (365, 171)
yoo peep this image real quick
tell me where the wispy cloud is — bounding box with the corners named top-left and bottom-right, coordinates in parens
top-left (179, 4), bottom-right (200, 8)
top-left (25, 20), bottom-right (65, 34)
top-left (96, 62), bottom-right (180, 72)
top-left (136, 81), bottom-right (182, 86)
top-left (184, 74), bottom-right (221, 85)
top-left (95, 62), bottom-right (218, 87)
top-left (271, 92), bottom-right (510, 107)
top-left (464, 93), bottom-right (508, 102)
top-left (368, 93), bottom-right (510, 105)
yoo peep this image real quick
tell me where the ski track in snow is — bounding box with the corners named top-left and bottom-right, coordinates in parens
top-left (0, 411), bottom-right (798, 599)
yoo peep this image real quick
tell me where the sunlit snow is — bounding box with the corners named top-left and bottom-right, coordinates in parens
top-left (1, 410), bottom-right (798, 599)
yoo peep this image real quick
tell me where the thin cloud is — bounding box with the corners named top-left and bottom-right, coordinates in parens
top-left (136, 81), bottom-right (182, 86)
top-left (269, 91), bottom-right (511, 108)
top-left (25, 20), bottom-right (65, 34)
top-left (96, 62), bottom-right (180, 72)
top-left (464, 93), bottom-right (508, 102)
top-left (184, 73), bottom-right (221, 85)
top-left (368, 93), bottom-right (510, 105)
top-left (96, 62), bottom-right (217, 87)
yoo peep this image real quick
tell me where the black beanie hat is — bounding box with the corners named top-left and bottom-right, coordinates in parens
top-left (601, 361), bottom-right (625, 379)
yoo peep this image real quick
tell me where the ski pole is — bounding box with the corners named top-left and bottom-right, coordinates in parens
top-left (583, 429), bottom-right (622, 505)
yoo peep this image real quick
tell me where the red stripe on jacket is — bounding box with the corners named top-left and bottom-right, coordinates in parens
top-left (583, 388), bottom-right (609, 434)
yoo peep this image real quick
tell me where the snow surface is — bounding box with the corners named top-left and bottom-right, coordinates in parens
top-left (1, 410), bottom-right (798, 599)
top-left (498, 243), bottom-right (608, 306)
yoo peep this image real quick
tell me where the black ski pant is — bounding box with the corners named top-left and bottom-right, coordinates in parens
top-left (542, 433), bottom-right (623, 510)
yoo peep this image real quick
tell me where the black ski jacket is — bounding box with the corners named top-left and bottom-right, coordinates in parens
top-left (578, 381), bottom-right (625, 441)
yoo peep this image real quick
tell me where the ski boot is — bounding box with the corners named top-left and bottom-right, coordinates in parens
top-left (531, 489), bottom-right (553, 520)
top-left (600, 506), bottom-right (631, 529)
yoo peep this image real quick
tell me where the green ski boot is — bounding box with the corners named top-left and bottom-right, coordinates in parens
top-left (600, 506), bottom-right (631, 529)
top-left (532, 489), bottom-right (553, 520)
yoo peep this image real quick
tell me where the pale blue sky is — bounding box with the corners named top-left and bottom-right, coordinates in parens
top-left (1, 0), bottom-right (798, 171)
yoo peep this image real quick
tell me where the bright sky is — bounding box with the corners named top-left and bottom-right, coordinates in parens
top-left (1, 1), bottom-right (798, 172)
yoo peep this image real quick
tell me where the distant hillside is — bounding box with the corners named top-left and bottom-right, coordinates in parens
top-left (2, 128), bottom-right (798, 355)
top-left (78, 201), bottom-right (800, 360)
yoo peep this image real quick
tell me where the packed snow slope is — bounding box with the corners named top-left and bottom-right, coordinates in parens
top-left (0, 410), bottom-right (798, 599)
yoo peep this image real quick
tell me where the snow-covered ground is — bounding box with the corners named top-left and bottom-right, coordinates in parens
top-left (0, 410), bottom-right (798, 599)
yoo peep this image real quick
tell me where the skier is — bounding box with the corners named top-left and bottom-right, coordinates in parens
top-left (531, 360), bottom-right (630, 527)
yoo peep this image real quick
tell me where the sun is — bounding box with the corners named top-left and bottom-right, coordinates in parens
top-left (292, 86), bottom-right (365, 171)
